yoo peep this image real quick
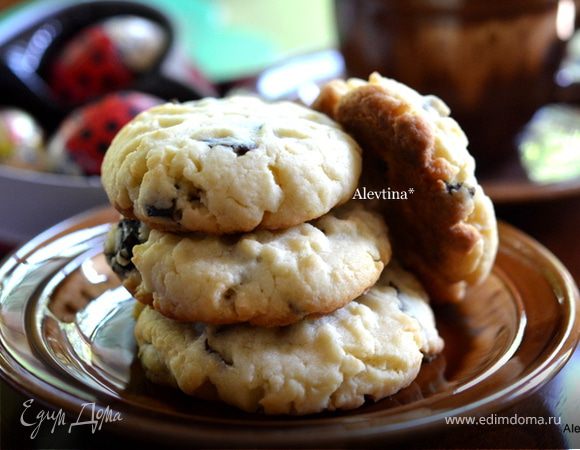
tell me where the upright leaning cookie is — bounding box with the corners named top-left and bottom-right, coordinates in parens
top-left (313, 73), bottom-right (498, 302)
top-left (105, 205), bottom-right (391, 326)
top-left (101, 96), bottom-right (362, 234)
top-left (134, 264), bottom-right (443, 415)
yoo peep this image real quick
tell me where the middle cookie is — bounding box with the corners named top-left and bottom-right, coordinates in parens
top-left (105, 206), bottom-right (391, 326)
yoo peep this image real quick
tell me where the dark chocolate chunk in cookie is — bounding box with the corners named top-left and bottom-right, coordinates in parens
top-left (145, 199), bottom-right (182, 220)
top-left (204, 338), bottom-right (233, 366)
top-left (203, 137), bottom-right (257, 156)
top-left (146, 205), bottom-right (174, 218)
top-left (445, 181), bottom-right (476, 197)
top-left (105, 219), bottom-right (144, 277)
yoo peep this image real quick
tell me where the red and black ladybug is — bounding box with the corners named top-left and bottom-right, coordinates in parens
top-left (48, 16), bottom-right (167, 106)
top-left (48, 91), bottom-right (162, 176)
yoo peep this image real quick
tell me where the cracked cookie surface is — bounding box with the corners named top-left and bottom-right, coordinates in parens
top-left (313, 73), bottom-right (498, 302)
top-left (101, 96), bottom-right (362, 234)
top-left (106, 205), bottom-right (391, 326)
top-left (134, 264), bottom-right (442, 415)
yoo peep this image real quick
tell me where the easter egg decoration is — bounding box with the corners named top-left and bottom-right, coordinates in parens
top-left (48, 16), bottom-right (167, 106)
top-left (0, 108), bottom-right (46, 171)
top-left (47, 91), bottom-right (162, 176)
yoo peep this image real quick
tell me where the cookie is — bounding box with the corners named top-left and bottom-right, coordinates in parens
top-left (101, 96), bottom-right (362, 234)
top-left (104, 217), bottom-right (149, 297)
top-left (134, 264), bottom-right (443, 415)
top-left (313, 73), bottom-right (498, 301)
top-left (105, 205), bottom-right (391, 326)
top-left (380, 262), bottom-right (444, 357)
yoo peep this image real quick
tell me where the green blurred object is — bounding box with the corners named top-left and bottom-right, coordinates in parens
top-left (519, 104), bottom-right (580, 184)
top-left (0, 0), bottom-right (336, 81)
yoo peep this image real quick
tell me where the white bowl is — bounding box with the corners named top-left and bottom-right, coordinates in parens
top-left (0, 165), bottom-right (109, 245)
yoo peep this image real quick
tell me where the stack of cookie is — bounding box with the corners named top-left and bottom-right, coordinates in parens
top-left (101, 77), bottom-right (496, 414)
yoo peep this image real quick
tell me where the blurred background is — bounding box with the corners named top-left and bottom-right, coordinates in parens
top-left (0, 0), bottom-right (337, 83)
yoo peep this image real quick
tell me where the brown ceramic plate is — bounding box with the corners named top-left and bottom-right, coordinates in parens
top-left (0, 207), bottom-right (578, 447)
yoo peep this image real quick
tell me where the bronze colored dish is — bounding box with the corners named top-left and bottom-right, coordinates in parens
top-left (0, 207), bottom-right (578, 447)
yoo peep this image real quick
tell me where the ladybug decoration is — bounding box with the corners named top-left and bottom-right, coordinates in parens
top-left (48, 91), bottom-right (162, 176)
top-left (48, 15), bottom-right (167, 106)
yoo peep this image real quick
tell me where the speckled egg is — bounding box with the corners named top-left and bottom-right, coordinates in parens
top-left (47, 91), bottom-right (162, 176)
top-left (0, 108), bottom-right (46, 170)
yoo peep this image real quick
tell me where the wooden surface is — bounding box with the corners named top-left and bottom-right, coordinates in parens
top-left (0, 197), bottom-right (579, 449)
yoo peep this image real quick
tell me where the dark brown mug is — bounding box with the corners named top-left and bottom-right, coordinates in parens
top-left (335, 0), bottom-right (579, 171)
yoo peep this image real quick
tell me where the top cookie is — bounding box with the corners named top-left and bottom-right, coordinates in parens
top-left (313, 73), bottom-right (498, 301)
top-left (101, 96), bottom-right (362, 234)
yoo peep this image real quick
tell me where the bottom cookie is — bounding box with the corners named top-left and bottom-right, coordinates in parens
top-left (134, 264), bottom-right (443, 415)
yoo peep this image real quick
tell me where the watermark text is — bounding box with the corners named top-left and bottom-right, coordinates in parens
top-left (353, 186), bottom-right (414, 200)
top-left (20, 399), bottom-right (122, 439)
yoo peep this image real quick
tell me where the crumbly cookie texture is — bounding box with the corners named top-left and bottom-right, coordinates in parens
top-left (101, 96), bottom-right (362, 234)
top-left (380, 262), bottom-right (444, 357)
top-left (313, 73), bottom-right (498, 302)
top-left (105, 205), bottom-right (391, 327)
top-left (134, 264), bottom-right (442, 415)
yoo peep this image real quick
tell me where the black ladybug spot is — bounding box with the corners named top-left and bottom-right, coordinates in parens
top-left (101, 74), bottom-right (116, 89)
top-left (105, 120), bottom-right (118, 133)
top-left (80, 128), bottom-right (92, 140)
top-left (77, 73), bottom-right (91, 87)
top-left (91, 51), bottom-right (104, 64)
top-left (97, 142), bottom-right (109, 154)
